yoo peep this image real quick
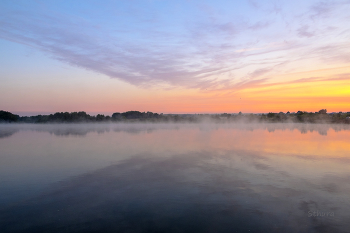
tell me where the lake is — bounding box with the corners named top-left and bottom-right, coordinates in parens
top-left (0, 123), bottom-right (349, 232)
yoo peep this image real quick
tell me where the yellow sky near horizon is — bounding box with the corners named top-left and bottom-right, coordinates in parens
top-left (146, 66), bottom-right (350, 113)
top-left (3, 65), bottom-right (350, 115)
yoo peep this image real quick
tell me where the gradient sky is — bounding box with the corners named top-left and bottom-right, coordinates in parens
top-left (1, 0), bottom-right (350, 115)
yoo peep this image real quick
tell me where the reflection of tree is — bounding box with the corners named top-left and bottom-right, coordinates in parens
top-left (300, 127), bottom-right (308, 134)
top-left (0, 129), bottom-right (19, 138)
top-left (317, 129), bottom-right (328, 136)
top-left (1, 123), bottom-right (350, 139)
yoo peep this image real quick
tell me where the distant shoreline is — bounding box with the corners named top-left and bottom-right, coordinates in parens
top-left (1, 110), bottom-right (349, 124)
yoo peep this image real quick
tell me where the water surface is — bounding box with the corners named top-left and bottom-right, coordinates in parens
top-left (0, 123), bottom-right (350, 232)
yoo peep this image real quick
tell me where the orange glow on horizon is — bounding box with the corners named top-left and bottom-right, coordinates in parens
top-left (5, 66), bottom-right (350, 115)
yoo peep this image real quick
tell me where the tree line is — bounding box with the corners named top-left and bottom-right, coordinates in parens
top-left (0, 110), bottom-right (166, 123)
top-left (0, 109), bottom-right (349, 124)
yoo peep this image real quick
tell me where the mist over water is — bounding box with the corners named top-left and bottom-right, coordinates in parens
top-left (0, 123), bottom-right (350, 232)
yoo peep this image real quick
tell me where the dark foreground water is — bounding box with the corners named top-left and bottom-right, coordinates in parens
top-left (0, 123), bottom-right (350, 233)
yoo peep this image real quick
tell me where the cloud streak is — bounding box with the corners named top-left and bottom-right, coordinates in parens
top-left (0, 0), bottom-right (349, 91)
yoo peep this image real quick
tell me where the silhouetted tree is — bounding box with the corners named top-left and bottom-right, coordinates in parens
top-left (0, 110), bottom-right (19, 122)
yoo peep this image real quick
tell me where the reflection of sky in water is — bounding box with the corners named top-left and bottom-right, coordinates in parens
top-left (0, 124), bottom-right (350, 232)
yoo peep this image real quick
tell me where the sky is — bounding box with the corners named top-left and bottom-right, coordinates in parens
top-left (0, 0), bottom-right (350, 115)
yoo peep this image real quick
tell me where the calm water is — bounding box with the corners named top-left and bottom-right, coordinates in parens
top-left (0, 123), bottom-right (350, 233)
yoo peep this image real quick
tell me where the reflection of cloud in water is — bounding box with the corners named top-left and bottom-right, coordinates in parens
top-left (0, 123), bottom-right (350, 139)
top-left (1, 150), bottom-right (349, 233)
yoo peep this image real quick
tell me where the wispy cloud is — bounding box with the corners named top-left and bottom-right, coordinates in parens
top-left (248, 68), bottom-right (273, 79)
top-left (0, 0), bottom-right (349, 91)
top-left (297, 26), bottom-right (315, 38)
top-left (309, 0), bottom-right (349, 18)
top-left (236, 72), bottom-right (350, 93)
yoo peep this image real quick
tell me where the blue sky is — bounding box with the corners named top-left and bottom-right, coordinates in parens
top-left (1, 0), bottom-right (350, 114)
